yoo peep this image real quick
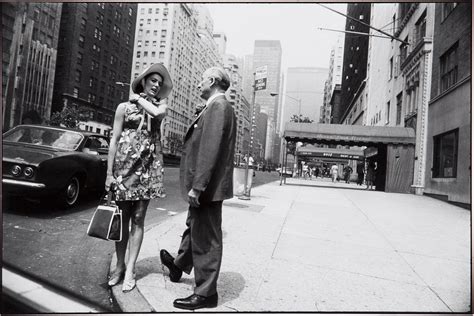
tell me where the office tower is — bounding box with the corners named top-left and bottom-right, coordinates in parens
top-left (321, 35), bottom-right (344, 123)
top-left (223, 54), bottom-right (251, 156)
top-left (253, 40), bottom-right (282, 162)
top-left (213, 32), bottom-right (227, 56)
top-left (336, 3), bottom-right (371, 124)
top-left (132, 3), bottom-right (221, 156)
top-left (3, 3), bottom-right (62, 130)
top-left (52, 3), bottom-right (137, 135)
top-left (283, 67), bottom-right (328, 125)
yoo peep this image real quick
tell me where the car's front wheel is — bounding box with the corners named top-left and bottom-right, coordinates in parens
top-left (60, 176), bottom-right (81, 207)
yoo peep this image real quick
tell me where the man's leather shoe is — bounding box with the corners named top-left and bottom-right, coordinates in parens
top-left (160, 249), bottom-right (182, 282)
top-left (173, 293), bottom-right (218, 310)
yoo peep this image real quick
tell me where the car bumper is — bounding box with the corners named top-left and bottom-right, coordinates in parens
top-left (2, 178), bottom-right (47, 196)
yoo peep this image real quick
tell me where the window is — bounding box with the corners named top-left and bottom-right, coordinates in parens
top-left (144, 51), bottom-right (148, 57)
top-left (148, 8), bottom-right (152, 14)
top-left (414, 11), bottom-right (426, 45)
top-left (81, 18), bottom-right (87, 30)
top-left (385, 101), bottom-right (390, 124)
top-left (396, 92), bottom-right (403, 125)
top-left (440, 42), bottom-right (458, 92)
top-left (136, 51), bottom-right (141, 58)
top-left (129, 8), bottom-right (133, 16)
top-left (433, 129), bottom-right (458, 178)
top-left (79, 35), bottom-right (85, 47)
top-left (73, 87), bottom-right (79, 97)
top-left (155, 8), bottom-right (159, 14)
top-left (77, 52), bottom-right (83, 65)
top-left (400, 38), bottom-right (408, 65)
top-left (75, 70), bottom-right (81, 82)
top-left (389, 57), bottom-right (393, 80)
top-left (442, 3), bottom-right (457, 21)
top-left (159, 52), bottom-right (165, 59)
top-left (153, 30), bottom-right (158, 36)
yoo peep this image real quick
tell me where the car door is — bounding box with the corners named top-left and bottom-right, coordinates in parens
top-left (82, 135), bottom-right (109, 190)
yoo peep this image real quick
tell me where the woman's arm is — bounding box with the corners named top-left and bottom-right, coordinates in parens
top-left (105, 103), bottom-right (126, 190)
top-left (130, 94), bottom-right (167, 119)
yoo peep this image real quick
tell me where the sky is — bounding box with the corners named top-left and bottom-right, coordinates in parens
top-left (207, 3), bottom-right (347, 71)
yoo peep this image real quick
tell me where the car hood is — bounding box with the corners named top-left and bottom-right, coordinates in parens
top-left (3, 143), bottom-right (67, 165)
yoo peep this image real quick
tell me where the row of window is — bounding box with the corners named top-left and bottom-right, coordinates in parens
top-left (139, 18), bottom-right (168, 25)
top-left (139, 7), bottom-right (169, 15)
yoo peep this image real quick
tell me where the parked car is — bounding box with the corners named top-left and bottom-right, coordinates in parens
top-left (3, 125), bottom-right (110, 207)
top-left (276, 167), bottom-right (293, 177)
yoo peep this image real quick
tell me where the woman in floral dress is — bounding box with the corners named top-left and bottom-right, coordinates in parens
top-left (105, 63), bottom-right (173, 292)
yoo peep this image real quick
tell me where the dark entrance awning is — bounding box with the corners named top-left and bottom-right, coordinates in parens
top-left (283, 122), bottom-right (416, 146)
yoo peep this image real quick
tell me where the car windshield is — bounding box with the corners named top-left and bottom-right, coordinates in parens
top-left (3, 126), bottom-right (84, 151)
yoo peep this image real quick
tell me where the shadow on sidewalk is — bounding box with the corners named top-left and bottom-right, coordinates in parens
top-left (218, 271), bottom-right (246, 305)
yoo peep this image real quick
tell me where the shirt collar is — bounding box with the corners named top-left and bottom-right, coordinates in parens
top-left (205, 92), bottom-right (225, 107)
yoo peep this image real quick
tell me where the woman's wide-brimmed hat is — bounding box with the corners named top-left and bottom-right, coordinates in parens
top-left (131, 63), bottom-right (173, 99)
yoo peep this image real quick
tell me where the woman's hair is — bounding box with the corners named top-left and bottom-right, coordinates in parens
top-left (206, 67), bottom-right (231, 91)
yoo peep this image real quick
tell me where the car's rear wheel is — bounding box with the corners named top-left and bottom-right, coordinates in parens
top-left (61, 176), bottom-right (80, 207)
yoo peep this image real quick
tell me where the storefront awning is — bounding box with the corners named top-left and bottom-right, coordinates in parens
top-left (283, 123), bottom-right (416, 146)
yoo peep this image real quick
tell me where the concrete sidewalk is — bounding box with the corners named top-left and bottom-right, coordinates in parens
top-left (111, 178), bottom-right (471, 312)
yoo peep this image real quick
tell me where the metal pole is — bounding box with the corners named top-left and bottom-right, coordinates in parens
top-left (239, 72), bottom-right (256, 200)
top-left (279, 137), bottom-right (285, 185)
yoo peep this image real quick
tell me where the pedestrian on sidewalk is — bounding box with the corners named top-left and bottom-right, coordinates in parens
top-left (105, 63), bottom-right (173, 293)
top-left (343, 164), bottom-right (353, 183)
top-left (356, 161), bottom-right (365, 185)
top-left (330, 163), bottom-right (338, 182)
top-left (366, 160), bottom-right (376, 190)
top-left (160, 66), bottom-right (237, 310)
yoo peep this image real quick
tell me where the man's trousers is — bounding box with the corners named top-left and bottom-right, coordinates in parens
top-left (174, 201), bottom-right (223, 297)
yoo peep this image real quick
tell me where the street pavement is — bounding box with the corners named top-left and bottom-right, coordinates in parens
top-left (111, 177), bottom-right (471, 312)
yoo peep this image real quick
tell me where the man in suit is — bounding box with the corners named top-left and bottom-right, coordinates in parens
top-left (160, 67), bottom-right (236, 310)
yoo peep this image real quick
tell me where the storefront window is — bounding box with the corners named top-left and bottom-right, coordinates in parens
top-left (433, 129), bottom-right (458, 178)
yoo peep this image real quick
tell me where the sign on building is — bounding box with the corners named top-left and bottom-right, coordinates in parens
top-left (254, 65), bottom-right (267, 91)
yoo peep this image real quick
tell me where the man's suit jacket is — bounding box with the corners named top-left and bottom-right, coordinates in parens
top-left (179, 95), bottom-right (237, 203)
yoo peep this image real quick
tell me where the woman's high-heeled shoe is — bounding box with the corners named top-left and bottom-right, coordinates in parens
top-left (108, 267), bottom-right (126, 287)
top-left (122, 272), bottom-right (136, 293)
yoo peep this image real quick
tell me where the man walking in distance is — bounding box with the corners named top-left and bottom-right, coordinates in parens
top-left (160, 67), bottom-right (236, 310)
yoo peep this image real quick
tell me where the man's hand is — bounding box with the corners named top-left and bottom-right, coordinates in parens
top-left (188, 189), bottom-right (201, 208)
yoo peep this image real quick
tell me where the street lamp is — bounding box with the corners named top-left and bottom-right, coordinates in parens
top-left (270, 92), bottom-right (302, 122)
top-left (270, 92), bottom-right (301, 185)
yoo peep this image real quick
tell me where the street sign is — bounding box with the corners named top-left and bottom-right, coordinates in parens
top-left (254, 66), bottom-right (267, 91)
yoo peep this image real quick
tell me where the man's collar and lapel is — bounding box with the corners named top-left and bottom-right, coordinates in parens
top-left (185, 92), bottom-right (226, 139)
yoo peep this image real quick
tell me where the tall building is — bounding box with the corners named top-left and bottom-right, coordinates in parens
top-left (52, 3), bottom-right (137, 135)
top-left (321, 35), bottom-right (344, 123)
top-left (283, 67), bottom-right (327, 126)
top-left (223, 54), bottom-right (251, 156)
top-left (424, 3), bottom-right (470, 206)
top-left (253, 40), bottom-right (282, 162)
top-left (213, 32), bottom-right (227, 56)
top-left (336, 3), bottom-right (371, 124)
top-left (3, 3), bottom-right (62, 130)
top-left (131, 3), bottom-right (222, 155)
top-left (239, 54), bottom-right (254, 103)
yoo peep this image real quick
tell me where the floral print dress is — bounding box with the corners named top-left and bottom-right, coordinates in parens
top-left (112, 102), bottom-right (165, 201)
